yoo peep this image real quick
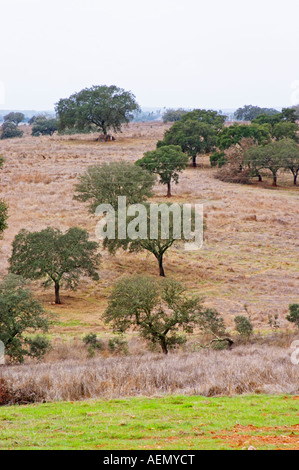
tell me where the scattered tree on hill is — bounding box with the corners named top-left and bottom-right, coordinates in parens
top-left (104, 275), bottom-right (227, 354)
top-left (74, 162), bottom-right (155, 213)
top-left (234, 105), bottom-right (279, 121)
top-left (217, 123), bottom-right (271, 151)
top-left (55, 85), bottom-right (140, 139)
top-left (252, 108), bottom-right (298, 126)
top-left (0, 275), bottom-right (49, 363)
top-left (101, 203), bottom-right (202, 277)
top-left (135, 145), bottom-right (189, 197)
top-left (9, 227), bottom-right (100, 304)
top-left (286, 304), bottom-right (299, 328)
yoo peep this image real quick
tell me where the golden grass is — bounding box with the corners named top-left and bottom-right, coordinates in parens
top-left (1, 122), bottom-right (299, 339)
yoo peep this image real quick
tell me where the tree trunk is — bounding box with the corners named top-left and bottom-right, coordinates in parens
top-left (192, 156), bottom-right (197, 168)
top-left (167, 182), bottom-right (171, 197)
top-left (272, 175), bottom-right (277, 187)
top-left (158, 255), bottom-right (165, 277)
top-left (294, 173), bottom-right (297, 185)
top-left (258, 173), bottom-right (263, 182)
top-left (55, 282), bottom-right (61, 305)
top-left (160, 337), bottom-right (168, 354)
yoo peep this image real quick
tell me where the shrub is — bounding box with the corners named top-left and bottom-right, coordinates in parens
top-left (26, 335), bottom-right (51, 359)
top-left (108, 336), bottom-right (128, 355)
top-left (0, 122), bottom-right (23, 139)
top-left (234, 315), bottom-right (253, 339)
top-left (210, 151), bottom-right (227, 168)
top-left (82, 333), bottom-right (104, 357)
top-left (286, 304), bottom-right (299, 328)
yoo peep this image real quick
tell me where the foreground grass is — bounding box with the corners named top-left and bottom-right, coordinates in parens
top-left (0, 395), bottom-right (298, 450)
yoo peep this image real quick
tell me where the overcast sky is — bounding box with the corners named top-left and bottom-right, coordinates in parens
top-left (1, 0), bottom-right (299, 111)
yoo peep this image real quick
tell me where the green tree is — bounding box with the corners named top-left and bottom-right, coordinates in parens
top-left (104, 275), bottom-right (214, 354)
top-left (1, 121), bottom-right (24, 139)
top-left (31, 116), bottom-right (58, 136)
top-left (55, 85), bottom-right (140, 138)
top-left (4, 112), bottom-right (25, 125)
top-left (9, 227), bottom-right (100, 304)
top-left (286, 304), bottom-right (299, 328)
top-left (102, 203), bottom-right (202, 277)
top-left (74, 162), bottom-right (155, 212)
top-left (136, 145), bottom-right (189, 197)
top-left (0, 275), bottom-right (49, 363)
top-left (158, 109), bottom-right (225, 167)
top-left (272, 121), bottom-right (298, 141)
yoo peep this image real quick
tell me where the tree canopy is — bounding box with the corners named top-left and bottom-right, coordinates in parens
top-left (9, 227), bottom-right (100, 304)
top-left (135, 145), bottom-right (189, 196)
top-left (55, 85), bottom-right (140, 137)
top-left (31, 116), bottom-right (58, 136)
top-left (1, 121), bottom-right (24, 140)
top-left (162, 108), bottom-right (189, 123)
top-left (4, 112), bottom-right (25, 125)
top-left (74, 162), bottom-right (155, 213)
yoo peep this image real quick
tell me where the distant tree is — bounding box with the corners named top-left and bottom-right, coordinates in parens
top-left (74, 162), bottom-right (155, 213)
top-left (31, 116), bottom-right (58, 136)
top-left (0, 275), bottom-right (49, 363)
top-left (286, 304), bottom-right (299, 328)
top-left (162, 108), bottom-right (189, 123)
top-left (104, 275), bottom-right (221, 354)
top-left (55, 85), bottom-right (140, 139)
top-left (9, 227), bottom-right (100, 304)
top-left (234, 105), bottom-right (279, 121)
top-left (0, 121), bottom-right (24, 139)
top-left (4, 112), bottom-right (25, 126)
top-left (135, 145), bottom-right (189, 196)
top-left (157, 109), bottom-right (226, 167)
top-left (252, 108), bottom-right (298, 126)
top-left (234, 315), bottom-right (253, 340)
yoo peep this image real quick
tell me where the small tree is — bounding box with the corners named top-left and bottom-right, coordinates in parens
top-left (162, 108), bottom-right (189, 123)
top-left (244, 141), bottom-right (285, 186)
top-left (286, 304), bottom-right (299, 328)
top-left (55, 85), bottom-right (140, 139)
top-left (104, 275), bottom-right (212, 354)
top-left (136, 145), bottom-right (189, 197)
top-left (234, 315), bottom-right (253, 340)
top-left (0, 275), bottom-right (49, 363)
top-left (74, 162), bottom-right (155, 212)
top-left (9, 227), bottom-right (100, 304)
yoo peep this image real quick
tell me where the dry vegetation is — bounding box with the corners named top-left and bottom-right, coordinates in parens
top-left (0, 122), bottom-right (299, 399)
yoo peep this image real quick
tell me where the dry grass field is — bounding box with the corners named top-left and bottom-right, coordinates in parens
top-left (1, 122), bottom-right (299, 340)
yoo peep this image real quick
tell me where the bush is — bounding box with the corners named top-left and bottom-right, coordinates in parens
top-left (108, 336), bottom-right (128, 355)
top-left (82, 333), bottom-right (104, 357)
top-left (286, 304), bottom-right (299, 328)
top-left (234, 315), bottom-right (253, 339)
top-left (0, 122), bottom-right (23, 140)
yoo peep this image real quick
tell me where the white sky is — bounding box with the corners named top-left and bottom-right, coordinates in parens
top-left (1, 0), bottom-right (299, 111)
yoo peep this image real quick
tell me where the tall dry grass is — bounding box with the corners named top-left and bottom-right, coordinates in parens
top-left (1, 345), bottom-right (298, 403)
